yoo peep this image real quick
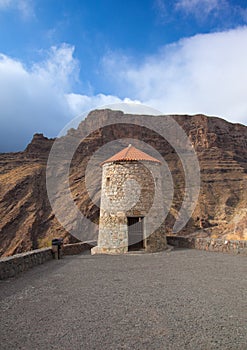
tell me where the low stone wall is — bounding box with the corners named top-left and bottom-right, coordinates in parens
top-left (167, 236), bottom-right (247, 255)
top-left (2, 237), bottom-right (245, 280)
top-left (0, 248), bottom-right (53, 280)
top-left (0, 242), bottom-right (96, 280)
top-left (62, 241), bottom-right (96, 256)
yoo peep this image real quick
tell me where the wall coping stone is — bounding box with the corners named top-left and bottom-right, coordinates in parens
top-left (1, 236), bottom-right (245, 280)
top-left (0, 248), bottom-right (52, 262)
top-left (167, 236), bottom-right (247, 255)
top-left (0, 248), bottom-right (53, 280)
top-left (0, 242), bottom-right (97, 280)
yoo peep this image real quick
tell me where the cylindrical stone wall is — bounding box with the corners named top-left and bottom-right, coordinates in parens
top-left (91, 160), bottom-right (167, 254)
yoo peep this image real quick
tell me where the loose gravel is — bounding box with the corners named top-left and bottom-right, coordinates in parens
top-left (0, 249), bottom-right (246, 350)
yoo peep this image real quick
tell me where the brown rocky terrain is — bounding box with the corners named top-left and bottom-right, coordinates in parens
top-left (0, 109), bottom-right (246, 257)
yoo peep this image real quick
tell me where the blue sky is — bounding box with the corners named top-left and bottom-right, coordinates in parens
top-left (1, 0), bottom-right (247, 151)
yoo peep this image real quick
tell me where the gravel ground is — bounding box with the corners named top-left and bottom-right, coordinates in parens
top-left (0, 249), bottom-right (246, 350)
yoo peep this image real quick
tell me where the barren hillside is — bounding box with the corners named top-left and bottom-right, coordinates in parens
top-left (0, 109), bottom-right (246, 257)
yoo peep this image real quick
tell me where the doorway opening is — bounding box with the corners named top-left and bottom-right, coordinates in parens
top-left (127, 217), bottom-right (144, 251)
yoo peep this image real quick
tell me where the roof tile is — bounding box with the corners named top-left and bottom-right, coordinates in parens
top-left (102, 144), bottom-right (161, 165)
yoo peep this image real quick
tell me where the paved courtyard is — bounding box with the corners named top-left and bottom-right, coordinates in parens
top-left (0, 249), bottom-right (246, 350)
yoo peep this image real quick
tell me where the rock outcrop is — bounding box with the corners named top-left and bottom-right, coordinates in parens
top-left (0, 110), bottom-right (246, 257)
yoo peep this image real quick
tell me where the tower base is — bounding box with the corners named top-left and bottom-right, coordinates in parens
top-left (91, 246), bottom-right (128, 255)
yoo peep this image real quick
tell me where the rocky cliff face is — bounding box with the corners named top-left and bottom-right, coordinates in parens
top-left (0, 110), bottom-right (246, 257)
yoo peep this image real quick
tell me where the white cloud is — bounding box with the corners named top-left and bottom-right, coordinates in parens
top-left (0, 49), bottom-right (68, 151)
top-left (154, 0), bottom-right (168, 21)
top-left (175, 0), bottom-right (224, 16)
top-left (0, 0), bottom-right (11, 8)
top-left (155, 0), bottom-right (225, 20)
top-left (103, 26), bottom-right (247, 125)
top-left (156, 0), bottom-right (247, 24)
top-left (1, 28), bottom-right (247, 151)
top-left (0, 44), bottom-right (125, 151)
top-left (0, 45), bottom-right (83, 151)
top-left (66, 93), bottom-right (139, 117)
top-left (0, 0), bottom-right (34, 19)
top-left (32, 44), bottom-right (80, 92)
top-left (66, 93), bottom-right (121, 116)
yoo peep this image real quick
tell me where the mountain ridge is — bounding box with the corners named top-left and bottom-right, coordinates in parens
top-left (0, 109), bottom-right (246, 257)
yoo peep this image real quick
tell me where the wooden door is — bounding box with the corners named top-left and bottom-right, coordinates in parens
top-left (127, 217), bottom-right (144, 251)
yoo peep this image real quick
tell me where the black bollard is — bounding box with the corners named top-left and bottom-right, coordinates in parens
top-left (51, 238), bottom-right (63, 259)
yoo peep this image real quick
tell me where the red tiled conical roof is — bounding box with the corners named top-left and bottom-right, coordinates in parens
top-left (101, 144), bottom-right (161, 165)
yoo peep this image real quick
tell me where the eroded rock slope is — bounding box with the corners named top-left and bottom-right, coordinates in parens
top-left (0, 110), bottom-right (246, 256)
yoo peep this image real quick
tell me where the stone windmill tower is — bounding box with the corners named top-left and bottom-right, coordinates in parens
top-left (91, 144), bottom-right (167, 255)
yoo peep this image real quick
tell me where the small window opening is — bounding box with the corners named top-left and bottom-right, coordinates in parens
top-left (106, 177), bottom-right (110, 186)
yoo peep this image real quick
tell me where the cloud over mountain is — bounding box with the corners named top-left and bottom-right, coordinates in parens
top-left (103, 26), bottom-right (247, 125)
top-left (0, 44), bottom-right (76, 151)
top-left (1, 26), bottom-right (247, 151)
top-left (0, 44), bottom-right (126, 151)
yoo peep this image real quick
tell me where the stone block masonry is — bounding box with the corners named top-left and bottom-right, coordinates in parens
top-left (167, 236), bottom-right (247, 255)
top-left (0, 248), bottom-right (53, 280)
top-left (93, 155), bottom-right (167, 255)
top-left (1, 238), bottom-right (245, 280)
top-left (62, 241), bottom-right (96, 255)
top-left (0, 242), bottom-right (95, 280)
